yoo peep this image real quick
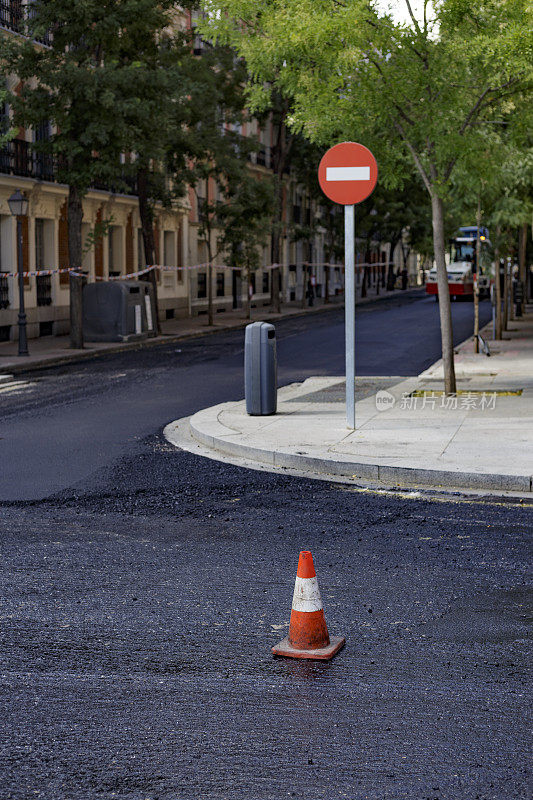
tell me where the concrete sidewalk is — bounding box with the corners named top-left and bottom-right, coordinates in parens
top-left (166, 306), bottom-right (533, 494)
top-left (0, 286), bottom-right (422, 374)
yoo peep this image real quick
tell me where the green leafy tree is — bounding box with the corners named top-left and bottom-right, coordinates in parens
top-left (0, 0), bottom-right (175, 344)
top-left (0, 0), bottom-right (169, 269)
top-left (0, 87), bottom-right (15, 147)
top-left (201, 0), bottom-right (532, 393)
top-left (369, 176), bottom-right (433, 290)
top-left (262, 93), bottom-right (295, 312)
top-left (217, 169), bottom-right (274, 318)
top-left (288, 137), bottom-right (338, 303)
top-left (166, 29), bottom-right (259, 325)
top-left (114, 0), bottom-right (182, 332)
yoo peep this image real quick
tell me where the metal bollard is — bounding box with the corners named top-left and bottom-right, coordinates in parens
top-left (244, 321), bottom-right (277, 415)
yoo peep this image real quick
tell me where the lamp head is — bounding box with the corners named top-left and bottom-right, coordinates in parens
top-left (7, 189), bottom-right (29, 217)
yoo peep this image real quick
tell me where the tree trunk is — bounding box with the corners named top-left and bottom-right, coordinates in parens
top-left (301, 262), bottom-right (307, 309)
top-left (245, 264), bottom-right (251, 320)
top-left (473, 197), bottom-right (481, 353)
top-left (386, 249), bottom-right (397, 291)
top-left (502, 254), bottom-right (509, 332)
top-left (68, 185), bottom-right (84, 349)
top-left (508, 230), bottom-right (515, 322)
top-left (270, 109), bottom-right (293, 314)
top-left (519, 221), bottom-right (527, 301)
top-left (270, 177), bottom-right (283, 314)
top-left (494, 227), bottom-right (502, 340)
top-left (271, 260), bottom-right (281, 313)
top-left (431, 194), bottom-right (456, 394)
top-left (361, 266), bottom-right (367, 298)
top-left (137, 165), bottom-right (161, 334)
top-left (207, 260), bottom-right (213, 326)
top-left (324, 265), bottom-right (330, 303)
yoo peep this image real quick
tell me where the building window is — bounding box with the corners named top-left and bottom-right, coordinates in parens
top-left (35, 218), bottom-right (52, 307)
top-left (35, 218), bottom-right (45, 268)
top-left (0, 215), bottom-right (8, 310)
top-left (33, 120), bottom-right (53, 180)
top-left (163, 230), bottom-right (175, 266)
top-left (262, 271), bottom-right (269, 294)
top-left (250, 272), bottom-right (256, 294)
top-left (108, 226), bottom-right (122, 276)
top-left (196, 181), bottom-right (207, 224)
top-left (289, 264), bottom-right (297, 288)
top-left (216, 271), bottom-right (224, 297)
top-left (197, 272), bottom-right (206, 298)
top-left (177, 225), bottom-right (183, 283)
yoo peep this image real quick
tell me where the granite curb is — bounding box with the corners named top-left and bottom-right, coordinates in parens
top-left (187, 400), bottom-right (532, 494)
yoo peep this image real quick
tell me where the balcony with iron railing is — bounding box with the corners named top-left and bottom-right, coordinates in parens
top-left (0, 138), bottom-right (138, 194)
top-left (0, 0), bottom-right (52, 45)
top-left (0, 138), bottom-right (55, 181)
top-left (0, 0), bottom-right (22, 33)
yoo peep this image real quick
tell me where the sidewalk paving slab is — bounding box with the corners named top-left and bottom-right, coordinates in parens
top-left (167, 306), bottom-right (533, 494)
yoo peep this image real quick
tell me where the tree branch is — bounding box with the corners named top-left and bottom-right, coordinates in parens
top-left (404, 0), bottom-right (422, 36)
top-left (457, 86), bottom-right (491, 136)
top-left (364, 52), bottom-right (416, 126)
top-left (393, 119), bottom-right (433, 196)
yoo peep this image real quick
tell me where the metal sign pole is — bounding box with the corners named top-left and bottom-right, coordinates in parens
top-left (345, 204), bottom-right (355, 429)
top-left (318, 142), bottom-right (377, 429)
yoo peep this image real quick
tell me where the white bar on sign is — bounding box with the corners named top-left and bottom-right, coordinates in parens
top-left (326, 166), bottom-right (370, 182)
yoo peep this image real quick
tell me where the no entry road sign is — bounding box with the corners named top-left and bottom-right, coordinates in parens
top-left (318, 142), bottom-right (378, 429)
top-left (318, 142), bottom-right (378, 205)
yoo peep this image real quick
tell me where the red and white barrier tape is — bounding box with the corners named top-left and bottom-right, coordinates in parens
top-left (1, 260), bottom-right (393, 280)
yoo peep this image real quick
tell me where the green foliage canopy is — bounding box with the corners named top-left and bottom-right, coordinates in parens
top-left (201, 0), bottom-right (532, 199)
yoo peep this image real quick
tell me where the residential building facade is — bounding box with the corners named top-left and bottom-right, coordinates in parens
top-left (0, 2), bottom-right (422, 343)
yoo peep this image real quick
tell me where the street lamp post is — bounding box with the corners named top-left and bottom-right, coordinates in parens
top-left (8, 189), bottom-right (29, 356)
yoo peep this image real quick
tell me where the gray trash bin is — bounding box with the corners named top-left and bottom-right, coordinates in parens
top-left (83, 280), bottom-right (156, 342)
top-left (245, 321), bottom-right (277, 415)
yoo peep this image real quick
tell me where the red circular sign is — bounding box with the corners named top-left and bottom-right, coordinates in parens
top-left (318, 142), bottom-right (378, 205)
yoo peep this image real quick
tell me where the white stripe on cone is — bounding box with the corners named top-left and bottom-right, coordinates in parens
top-left (292, 576), bottom-right (323, 613)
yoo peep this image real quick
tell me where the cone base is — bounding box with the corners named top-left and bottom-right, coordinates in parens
top-left (272, 635), bottom-right (345, 661)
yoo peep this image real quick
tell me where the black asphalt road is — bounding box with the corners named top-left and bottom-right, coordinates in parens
top-left (0, 292), bottom-right (492, 502)
top-left (1, 292), bottom-right (528, 800)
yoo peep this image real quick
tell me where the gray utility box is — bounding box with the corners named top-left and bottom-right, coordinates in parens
top-left (244, 321), bottom-right (277, 415)
top-left (83, 280), bottom-right (156, 343)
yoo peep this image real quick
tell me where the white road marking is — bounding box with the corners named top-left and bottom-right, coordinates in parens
top-left (326, 166), bottom-right (370, 181)
top-left (0, 380), bottom-right (34, 395)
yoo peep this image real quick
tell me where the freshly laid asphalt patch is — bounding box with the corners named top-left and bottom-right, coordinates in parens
top-left (0, 293), bottom-right (492, 502)
top-left (0, 437), bottom-right (530, 800)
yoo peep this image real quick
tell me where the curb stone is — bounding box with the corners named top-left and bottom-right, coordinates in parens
top-left (187, 407), bottom-right (532, 493)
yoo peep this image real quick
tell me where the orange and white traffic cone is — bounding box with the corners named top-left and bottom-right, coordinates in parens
top-left (272, 550), bottom-right (345, 660)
